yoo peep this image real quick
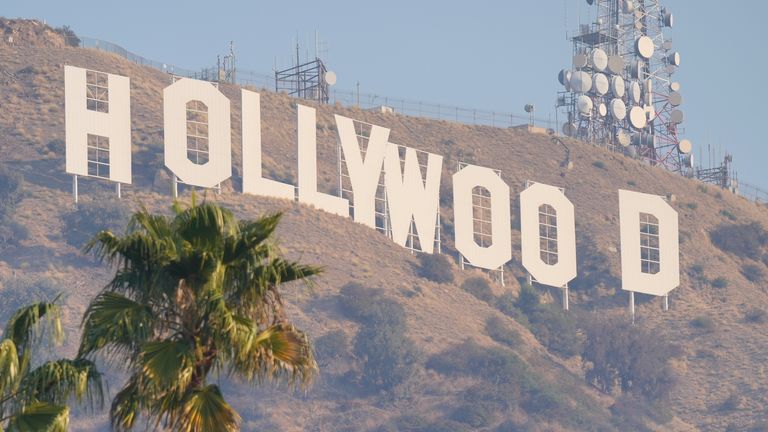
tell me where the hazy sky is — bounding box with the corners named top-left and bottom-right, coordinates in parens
top-left (5, 1), bottom-right (767, 190)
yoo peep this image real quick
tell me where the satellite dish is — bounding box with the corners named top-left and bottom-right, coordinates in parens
top-left (636, 36), bottom-right (655, 59)
top-left (324, 71), bottom-right (337, 86)
top-left (668, 52), bottom-right (681, 66)
top-left (589, 49), bottom-right (608, 71)
top-left (664, 11), bottom-right (674, 28)
top-left (668, 91), bottom-right (683, 106)
top-left (592, 73), bottom-right (609, 95)
top-left (587, 0), bottom-right (594, 4)
top-left (573, 54), bottom-right (588, 69)
top-left (611, 75), bottom-right (626, 98)
top-left (558, 69), bottom-right (572, 88)
top-left (629, 106), bottom-right (647, 129)
top-left (645, 104), bottom-right (656, 122)
top-left (570, 71), bottom-right (593, 93)
top-left (622, 0), bottom-right (635, 13)
top-left (678, 139), bottom-right (693, 154)
top-left (598, 103), bottom-right (608, 117)
top-left (670, 82), bottom-right (681, 92)
top-left (563, 122), bottom-right (577, 136)
top-left (632, 132), bottom-right (655, 147)
top-left (630, 81), bottom-right (642, 103)
top-left (524, 104), bottom-right (535, 113)
top-left (607, 55), bottom-right (624, 74)
top-left (577, 95), bottom-right (594, 116)
top-left (610, 98), bottom-right (627, 120)
top-left (670, 109), bottom-right (684, 124)
top-left (617, 130), bottom-right (631, 147)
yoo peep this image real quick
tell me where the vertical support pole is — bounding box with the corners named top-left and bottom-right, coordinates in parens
top-left (116, 182), bottom-right (122, 199)
top-left (526, 273), bottom-right (533, 286)
top-left (563, 284), bottom-right (570, 311)
top-left (459, 256), bottom-right (465, 270)
top-left (172, 175), bottom-right (178, 198)
top-left (500, 267), bottom-right (505, 287)
top-left (72, 175), bottom-right (79, 205)
top-left (629, 291), bottom-right (636, 325)
top-left (663, 294), bottom-right (669, 311)
top-left (216, 183), bottom-right (221, 195)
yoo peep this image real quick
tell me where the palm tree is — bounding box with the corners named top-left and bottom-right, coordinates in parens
top-left (78, 200), bottom-right (320, 432)
top-left (0, 300), bottom-right (103, 431)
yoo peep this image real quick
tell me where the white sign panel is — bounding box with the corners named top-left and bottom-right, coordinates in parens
top-left (64, 66), bottom-right (131, 184)
top-left (241, 89), bottom-right (294, 200)
top-left (164, 78), bottom-right (232, 188)
top-left (619, 189), bottom-right (680, 296)
top-left (520, 182), bottom-right (577, 288)
top-left (453, 164), bottom-right (511, 270)
top-left (384, 144), bottom-right (443, 253)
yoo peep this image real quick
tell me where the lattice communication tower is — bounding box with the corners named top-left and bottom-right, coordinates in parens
top-left (557, 0), bottom-right (692, 174)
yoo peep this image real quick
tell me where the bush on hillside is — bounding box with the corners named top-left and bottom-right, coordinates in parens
top-left (744, 307), bottom-right (768, 324)
top-left (711, 277), bottom-right (729, 289)
top-left (62, 199), bottom-right (132, 247)
top-left (0, 164), bottom-right (23, 218)
top-left (710, 222), bottom-right (768, 258)
top-left (417, 253), bottom-right (454, 283)
top-left (314, 330), bottom-right (349, 367)
top-left (510, 284), bottom-right (582, 358)
top-left (54, 25), bottom-right (80, 47)
top-left (485, 316), bottom-right (521, 348)
top-left (690, 316), bottom-right (716, 333)
top-left (338, 283), bottom-right (420, 392)
top-left (741, 263), bottom-right (765, 283)
top-left (0, 217), bottom-right (28, 249)
top-left (461, 277), bottom-right (494, 303)
top-left (583, 318), bottom-right (677, 401)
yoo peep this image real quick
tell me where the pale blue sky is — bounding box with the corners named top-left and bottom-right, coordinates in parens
top-left (5, 1), bottom-right (767, 190)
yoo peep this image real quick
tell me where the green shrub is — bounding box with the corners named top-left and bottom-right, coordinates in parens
top-left (63, 198), bottom-right (131, 247)
top-left (54, 25), bottom-right (81, 47)
top-left (354, 322), bottom-right (419, 392)
top-left (0, 164), bottom-right (23, 218)
top-left (485, 316), bottom-right (521, 348)
top-left (627, 180), bottom-right (637, 187)
top-left (314, 330), bottom-right (348, 366)
top-left (513, 285), bottom-right (581, 357)
top-left (516, 283), bottom-right (540, 314)
top-left (0, 216), bottom-right (28, 248)
top-left (720, 209), bottom-right (737, 221)
top-left (592, 161), bottom-right (606, 169)
top-left (686, 202), bottom-right (698, 210)
top-left (461, 277), bottom-right (494, 303)
top-left (711, 277), bottom-right (728, 289)
top-left (583, 318), bottom-right (677, 401)
top-left (710, 222), bottom-right (768, 258)
top-left (690, 316), bottom-right (716, 333)
top-left (338, 283), bottom-right (405, 327)
top-left (745, 307), bottom-right (768, 324)
top-left (449, 401), bottom-right (495, 428)
top-left (339, 283), bottom-right (419, 392)
top-left (418, 253), bottom-right (454, 283)
top-left (741, 264), bottom-right (765, 283)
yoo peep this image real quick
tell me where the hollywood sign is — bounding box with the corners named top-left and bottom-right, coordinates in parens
top-left (63, 66), bottom-right (679, 300)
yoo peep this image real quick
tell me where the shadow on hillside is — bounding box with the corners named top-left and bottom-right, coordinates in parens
top-left (0, 244), bottom-right (98, 270)
top-left (7, 158), bottom-right (70, 192)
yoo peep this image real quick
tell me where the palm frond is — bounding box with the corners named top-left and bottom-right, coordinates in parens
top-left (78, 292), bottom-right (154, 362)
top-left (139, 341), bottom-right (194, 390)
top-left (172, 203), bottom-right (235, 252)
top-left (232, 324), bottom-right (317, 386)
top-left (6, 402), bottom-right (68, 432)
top-left (18, 359), bottom-right (104, 411)
top-left (175, 384), bottom-right (240, 432)
top-left (4, 301), bottom-right (62, 370)
top-left (109, 376), bottom-right (143, 432)
top-left (0, 339), bottom-right (19, 396)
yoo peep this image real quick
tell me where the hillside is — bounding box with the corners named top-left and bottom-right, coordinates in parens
top-left (1, 18), bottom-right (768, 431)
